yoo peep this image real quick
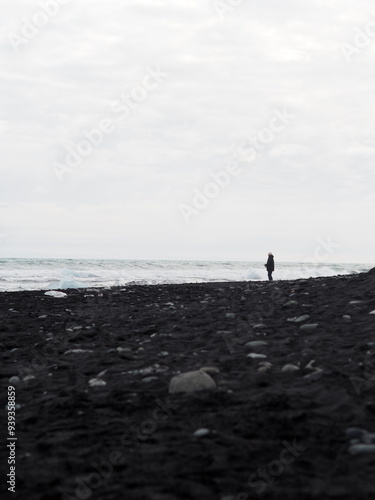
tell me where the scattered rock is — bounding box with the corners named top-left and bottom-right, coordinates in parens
top-left (169, 370), bottom-right (216, 394)
top-left (342, 315), bottom-right (351, 321)
top-left (199, 367), bottom-right (220, 375)
top-left (282, 300), bottom-right (298, 308)
top-left (142, 376), bottom-right (158, 383)
top-left (304, 368), bottom-right (324, 380)
top-left (44, 291), bottom-right (67, 298)
top-left (369, 310), bottom-right (375, 315)
top-left (287, 315), bottom-right (310, 323)
top-left (245, 340), bottom-right (268, 348)
top-left (300, 323), bottom-right (319, 331)
top-left (259, 361), bottom-right (272, 368)
top-left (247, 353), bottom-right (267, 359)
top-left (305, 359), bottom-right (316, 370)
top-left (253, 323), bottom-right (267, 329)
top-left (23, 375), bottom-right (36, 382)
top-left (9, 376), bottom-right (21, 385)
top-left (64, 349), bottom-right (94, 354)
top-left (226, 313), bottom-right (236, 319)
top-left (348, 444), bottom-right (375, 455)
top-left (346, 427), bottom-right (368, 439)
top-left (258, 366), bottom-right (270, 372)
top-left (349, 300), bottom-right (363, 305)
top-left (282, 364), bottom-right (300, 372)
top-left (117, 347), bottom-right (131, 353)
top-left (89, 378), bottom-right (107, 387)
top-left (194, 428), bottom-right (210, 438)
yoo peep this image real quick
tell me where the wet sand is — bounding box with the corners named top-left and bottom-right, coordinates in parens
top-left (1, 269), bottom-right (375, 500)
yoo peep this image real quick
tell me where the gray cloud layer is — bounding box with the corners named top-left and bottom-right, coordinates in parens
top-left (1, 0), bottom-right (374, 262)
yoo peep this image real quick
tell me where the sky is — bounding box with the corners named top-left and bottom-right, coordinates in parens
top-left (0, 0), bottom-right (374, 263)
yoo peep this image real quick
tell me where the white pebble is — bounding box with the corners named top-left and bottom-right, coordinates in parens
top-left (9, 376), bottom-right (21, 385)
top-left (44, 291), bottom-right (67, 298)
top-left (287, 315), bottom-right (310, 323)
top-left (245, 341), bottom-right (268, 348)
top-left (300, 323), bottom-right (319, 331)
top-left (89, 378), bottom-right (107, 387)
top-left (281, 364), bottom-right (300, 372)
top-left (117, 347), bottom-right (131, 353)
top-left (194, 428), bottom-right (210, 438)
top-left (247, 353), bottom-right (267, 359)
top-left (259, 361), bottom-right (272, 368)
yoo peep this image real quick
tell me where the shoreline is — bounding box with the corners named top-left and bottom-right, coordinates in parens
top-left (1, 269), bottom-right (375, 499)
top-left (0, 269), bottom-right (370, 295)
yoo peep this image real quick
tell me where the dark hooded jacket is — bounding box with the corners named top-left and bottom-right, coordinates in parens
top-left (266, 254), bottom-right (274, 272)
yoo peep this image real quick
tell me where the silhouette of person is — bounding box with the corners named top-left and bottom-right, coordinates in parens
top-left (265, 252), bottom-right (274, 281)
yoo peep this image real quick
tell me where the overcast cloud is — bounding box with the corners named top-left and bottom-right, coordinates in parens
top-left (1, 0), bottom-right (374, 263)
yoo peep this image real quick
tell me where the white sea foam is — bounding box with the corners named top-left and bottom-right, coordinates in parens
top-left (0, 258), bottom-right (372, 292)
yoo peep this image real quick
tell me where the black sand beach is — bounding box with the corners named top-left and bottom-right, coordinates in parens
top-left (2, 270), bottom-right (375, 500)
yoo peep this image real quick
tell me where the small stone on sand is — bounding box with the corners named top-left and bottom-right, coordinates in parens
top-left (348, 444), bottom-right (375, 455)
top-left (44, 291), bottom-right (67, 298)
top-left (282, 364), bottom-right (300, 372)
top-left (245, 341), bottom-right (268, 348)
top-left (300, 323), bottom-right (319, 331)
top-left (345, 427), bottom-right (367, 439)
top-left (247, 353), bottom-right (267, 359)
top-left (259, 361), bottom-right (272, 368)
top-left (9, 376), bottom-right (21, 385)
top-left (258, 366), bottom-right (270, 372)
top-left (89, 378), bottom-right (107, 387)
top-left (199, 367), bottom-right (220, 374)
top-left (287, 315), bottom-right (310, 323)
top-left (282, 300), bottom-right (298, 308)
top-left (194, 428), bottom-right (210, 437)
top-left (169, 370), bottom-right (216, 394)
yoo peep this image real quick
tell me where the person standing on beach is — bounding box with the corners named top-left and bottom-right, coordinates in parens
top-left (265, 252), bottom-right (275, 281)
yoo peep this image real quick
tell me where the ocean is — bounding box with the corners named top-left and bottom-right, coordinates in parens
top-left (0, 258), bottom-right (373, 292)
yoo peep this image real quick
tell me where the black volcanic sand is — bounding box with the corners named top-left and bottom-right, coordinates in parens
top-left (1, 270), bottom-right (375, 500)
